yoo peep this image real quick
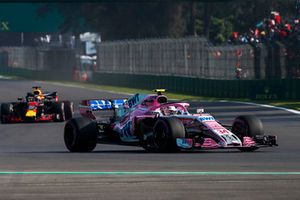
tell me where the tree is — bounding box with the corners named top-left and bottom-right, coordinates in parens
top-left (36, 1), bottom-right (297, 43)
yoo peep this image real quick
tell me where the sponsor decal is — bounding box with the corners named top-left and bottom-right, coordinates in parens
top-left (0, 21), bottom-right (9, 31)
top-left (90, 100), bottom-right (112, 110)
top-left (218, 129), bottom-right (229, 134)
top-left (176, 138), bottom-right (193, 149)
top-left (243, 137), bottom-right (256, 147)
top-left (202, 138), bottom-right (220, 148)
top-left (120, 121), bottom-right (132, 138)
top-left (112, 99), bottom-right (127, 107)
top-left (199, 116), bottom-right (215, 122)
top-left (205, 121), bottom-right (224, 129)
top-left (128, 94), bottom-right (140, 108)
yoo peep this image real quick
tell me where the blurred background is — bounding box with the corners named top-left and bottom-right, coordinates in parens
top-left (0, 0), bottom-right (300, 100)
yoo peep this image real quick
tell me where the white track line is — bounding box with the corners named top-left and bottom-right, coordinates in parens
top-left (35, 81), bottom-right (133, 96)
top-left (220, 100), bottom-right (300, 115)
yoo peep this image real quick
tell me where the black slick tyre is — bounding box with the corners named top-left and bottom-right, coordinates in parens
top-left (63, 101), bottom-right (73, 120)
top-left (53, 102), bottom-right (65, 122)
top-left (1, 103), bottom-right (13, 124)
top-left (232, 115), bottom-right (264, 152)
top-left (64, 117), bottom-right (98, 152)
top-left (150, 117), bottom-right (185, 152)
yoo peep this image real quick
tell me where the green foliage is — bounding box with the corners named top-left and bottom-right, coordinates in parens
top-left (210, 17), bottom-right (234, 44)
top-left (36, 1), bottom-right (297, 43)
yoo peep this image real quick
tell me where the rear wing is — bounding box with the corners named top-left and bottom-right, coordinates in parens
top-left (90, 99), bottom-right (127, 111)
top-left (80, 99), bottom-right (127, 111)
top-left (79, 99), bottom-right (127, 120)
top-left (80, 93), bottom-right (146, 110)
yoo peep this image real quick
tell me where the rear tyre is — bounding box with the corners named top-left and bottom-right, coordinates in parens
top-left (53, 102), bottom-right (65, 122)
top-left (1, 103), bottom-right (13, 123)
top-left (232, 115), bottom-right (264, 152)
top-left (63, 101), bottom-right (73, 120)
top-left (64, 117), bottom-right (98, 152)
top-left (148, 117), bottom-right (185, 152)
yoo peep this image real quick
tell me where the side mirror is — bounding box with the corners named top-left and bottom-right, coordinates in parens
top-left (197, 108), bottom-right (204, 114)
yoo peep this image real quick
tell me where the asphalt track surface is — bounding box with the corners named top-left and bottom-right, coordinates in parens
top-left (0, 79), bottom-right (300, 200)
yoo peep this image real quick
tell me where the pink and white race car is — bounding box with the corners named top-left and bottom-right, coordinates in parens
top-left (64, 89), bottom-right (278, 152)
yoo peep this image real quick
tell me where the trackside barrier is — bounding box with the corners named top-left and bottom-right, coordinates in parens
top-left (0, 67), bottom-right (299, 100)
top-left (0, 52), bottom-right (8, 68)
top-left (92, 72), bottom-right (300, 100)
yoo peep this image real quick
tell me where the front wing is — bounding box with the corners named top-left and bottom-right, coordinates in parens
top-left (2, 114), bottom-right (56, 123)
top-left (176, 135), bottom-right (278, 150)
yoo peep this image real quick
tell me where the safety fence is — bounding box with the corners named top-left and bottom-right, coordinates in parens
top-left (96, 37), bottom-right (300, 80)
top-left (97, 37), bottom-right (258, 80)
top-left (0, 47), bottom-right (76, 71)
top-left (0, 36), bottom-right (300, 100)
top-left (0, 37), bottom-right (297, 80)
top-left (284, 35), bottom-right (300, 79)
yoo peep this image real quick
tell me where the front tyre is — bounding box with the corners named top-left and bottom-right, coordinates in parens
top-left (232, 115), bottom-right (264, 152)
top-left (150, 117), bottom-right (186, 152)
top-left (64, 117), bottom-right (98, 152)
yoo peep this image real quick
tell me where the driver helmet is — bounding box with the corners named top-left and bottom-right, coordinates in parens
top-left (33, 89), bottom-right (44, 101)
top-left (33, 89), bottom-right (42, 96)
top-left (164, 106), bottom-right (177, 116)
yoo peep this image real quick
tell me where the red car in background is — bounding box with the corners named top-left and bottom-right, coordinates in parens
top-left (1, 86), bottom-right (73, 123)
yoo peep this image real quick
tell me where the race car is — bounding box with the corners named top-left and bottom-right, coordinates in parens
top-left (1, 86), bottom-right (73, 123)
top-left (64, 89), bottom-right (277, 152)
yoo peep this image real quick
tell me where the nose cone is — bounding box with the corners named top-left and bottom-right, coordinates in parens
top-left (26, 110), bottom-right (36, 117)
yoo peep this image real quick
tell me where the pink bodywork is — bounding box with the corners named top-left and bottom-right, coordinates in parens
top-left (113, 95), bottom-right (190, 139)
top-left (79, 94), bottom-right (258, 148)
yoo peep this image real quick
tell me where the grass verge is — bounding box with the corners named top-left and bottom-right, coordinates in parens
top-left (45, 80), bottom-right (300, 112)
top-left (2, 74), bottom-right (298, 111)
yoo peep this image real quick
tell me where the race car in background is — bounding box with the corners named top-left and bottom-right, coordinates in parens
top-left (1, 86), bottom-right (73, 123)
top-left (64, 89), bottom-right (277, 152)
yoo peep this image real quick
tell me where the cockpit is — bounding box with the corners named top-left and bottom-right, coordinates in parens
top-left (157, 96), bottom-right (167, 104)
top-left (140, 95), bottom-right (168, 107)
